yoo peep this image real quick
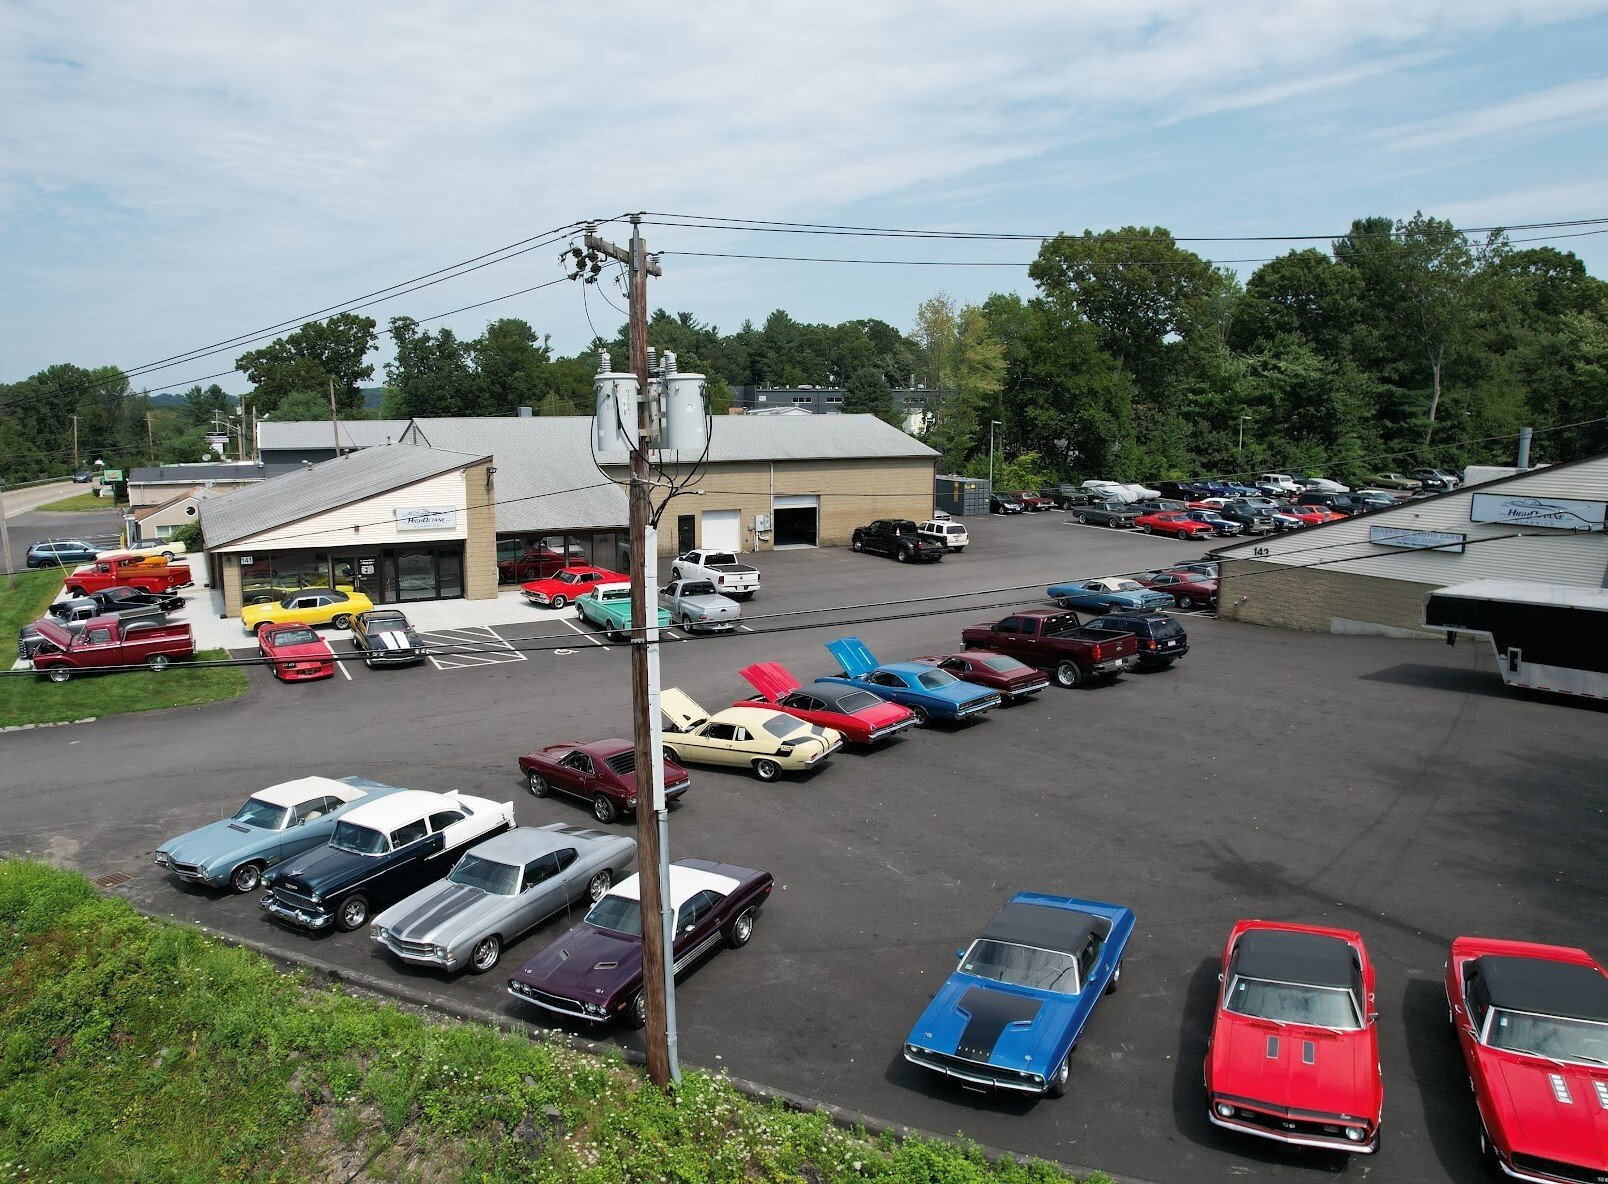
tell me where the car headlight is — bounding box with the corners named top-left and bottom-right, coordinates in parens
top-left (373, 927), bottom-right (388, 940)
top-left (1343, 1127), bottom-right (1365, 1143)
top-left (583, 1002), bottom-right (607, 1017)
top-left (1215, 1102), bottom-right (1235, 1119)
top-left (433, 945), bottom-right (448, 958)
top-left (154, 851), bottom-right (171, 867)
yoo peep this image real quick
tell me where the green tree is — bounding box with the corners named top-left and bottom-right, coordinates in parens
top-left (470, 318), bottom-right (550, 414)
top-left (384, 317), bottom-right (473, 418)
top-left (235, 313), bottom-right (377, 417)
top-left (268, 390), bottom-right (336, 421)
top-left (913, 295), bottom-right (1004, 468)
top-left (842, 367), bottom-right (901, 426)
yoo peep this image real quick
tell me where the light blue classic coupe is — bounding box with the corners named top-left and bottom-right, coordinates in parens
top-left (820, 637), bottom-right (1001, 723)
top-left (1046, 577), bottom-right (1174, 614)
top-left (154, 775), bottom-right (404, 894)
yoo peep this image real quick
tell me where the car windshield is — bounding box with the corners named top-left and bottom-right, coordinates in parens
top-left (1226, 976), bottom-right (1363, 1029)
top-left (231, 797), bottom-right (290, 829)
top-left (329, 822), bottom-right (388, 855)
top-left (367, 613), bottom-right (408, 628)
top-left (1486, 1010), bottom-right (1608, 1065)
top-left (270, 627), bottom-right (320, 646)
top-left (834, 690), bottom-right (884, 713)
top-left (978, 655), bottom-right (1028, 672)
top-left (916, 670), bottom-right (958, 689)
top-left (448, 853), bottom-right (520, 896)
top-left (760, 715), bottom-right (801, 739)
top-left (586, 894), bottom-right (643, 937)
top-left (962, 939), bottom-right (1080, 994)
top-left (556, 571), bottom-right (583, 584)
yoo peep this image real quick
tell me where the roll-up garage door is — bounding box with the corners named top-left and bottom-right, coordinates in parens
top-left (772, 494), bottom-right (819, 547)
top-left (701, 509), bottom-right (741, 552)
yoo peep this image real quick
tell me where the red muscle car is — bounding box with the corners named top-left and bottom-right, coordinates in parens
top-left (498, 546), bottom-right (573, 584)
top-left (1206, 920), bottom-right (1383, 1153)
top-left (1445, 935), bottom-right (1608, 1182)
top-left (1134, 511), bottom-right (1216, 540)
top-left (521, 565), bottom-right (628, 609)
top-left (1011, 490), bottom-right (1055, 511)
top-left (1135, 570), bottom-right (1219, 610)
top-left (257, 622), bottom-right (336, 681)
top-left (908, 652), bottom-right (1050, 701)
top-left (737, 661), bottom-right (918, 746)
top-left (518, 738), bottom-right (690, 825)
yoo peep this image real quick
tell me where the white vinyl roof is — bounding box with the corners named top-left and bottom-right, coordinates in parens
top-left (1432, 580), bottom-right (1608, 611)
top-left (253, 775), bottom-right (368, 808)
top-left (610, 864), bottom-right (740, 909)
top-left (343, 789), bottom-right (488, 828)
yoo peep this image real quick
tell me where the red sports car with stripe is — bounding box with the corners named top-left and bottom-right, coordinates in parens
top-left (1205, 920), bottom-right (1383, 1153)
top-left (907, 652), bottom-right (1050, 701)
top-left (1135, 511), bottom-right (1217, 540)
top-left (1445, 936), bottom-right (1608, 1182)
top-left (257, 622), bottom-right (336, 682)
top-left (736, 661), bottom-right (918, 746)
top-left (521, 566), bottom-right (628, 609)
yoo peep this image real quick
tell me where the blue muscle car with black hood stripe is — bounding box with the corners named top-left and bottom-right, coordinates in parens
top-left (819, 637), bottom-right (1001, 724)
top-left (903, 893), bottom-right (1135, 1097)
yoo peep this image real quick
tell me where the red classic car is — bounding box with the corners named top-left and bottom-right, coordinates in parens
top-left (908, 652), bottom-right (1050, 701)
top-left (521, 566), bottom-right (628, 609)
top-left (498, 546), bottom-right (585, 584)
top-left (257, 622), bottom-right (336, 681)
top-left (1445, 935), bottom-right (1608, 1182)
top-left (1205, 920), bottom-right (1383, 1153)
top-left (1011, 490), bottom-right (1055, 511)
top-left (1134, 511), bottom-right (1216, 540)
top-left (518, 738), bottom-right (690, 825)
top-left (737, 661), bottom-right (918, 746)
top-left (1135, 570), bottom-right (1219, 610)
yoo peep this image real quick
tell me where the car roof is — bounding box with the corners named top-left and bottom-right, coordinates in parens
top-left (469, 823), bottom-right (617, 863)
top-left (980, 900), bottom-right (1109, 954)
top-left (591, 582), bottom-right (631, 595)
top-left (344, 789), bottom-right (476, 828)
top-left (611, 861), bottom-right (740, 909)
top-left (1475, 954), bottom-right (1608, 1022)
top-left (809, 683), bottom-right (880, 709)
top-left (1234, 928), bottom-right (1356, 990)
top-left (253, 775), bottom-right (371, 808)
top-left (877, 662), bottom-right (935, 676)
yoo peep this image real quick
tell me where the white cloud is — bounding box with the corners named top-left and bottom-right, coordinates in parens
top-left (1386, 77), bottom-right (1608, 152)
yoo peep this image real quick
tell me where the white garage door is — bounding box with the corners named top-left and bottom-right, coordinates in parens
top-left (773, 494), bottom-right (818, 511)
top-left (701, 508), bottom-right (741, 552)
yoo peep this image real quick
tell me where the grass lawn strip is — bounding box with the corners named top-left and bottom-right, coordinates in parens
top-left (0, 860), bottom-right (1111, 1184)
top-left (34, 493), bottom-right (117, 512)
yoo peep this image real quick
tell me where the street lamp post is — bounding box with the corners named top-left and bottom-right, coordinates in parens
top-left (989, 419), bottom-right (1003, 487)
top-left (1238, 415), bottom-right (1251, 457)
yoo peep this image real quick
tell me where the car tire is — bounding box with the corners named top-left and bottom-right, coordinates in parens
top-left (229, 862), bottom-right (264, 894)
top-left (627, 991), bottom-right (648, 1029)
top-left (1177, 595), bottom-right (1195, 610)
top-left (45, 667), bottom-right (71, 684)
top-left (724, 906), bottom-right (757, 949)
top-left (1141, 524), bottom-right (1152, 534)
top-left (161, 550), bottom-right (175, 560)
top-left (671, 566), bottom-right (684, 581)
top-left (1054, 661), bottom-right (1082, 689)
top-left (146, 654), bottom-right (171, 671)
top-left (1045, 1055), bottom-right (1070, 1098)
top-left (527, 772), bottom-right (550, 798)
top-left (895, 547), bottom-right (908, 563)
top-left (752, 758), bottom-right (781, 782)
top-left (331, 614), bottom-right (352, 629)
top-left (1478, 1123), bottom-right (1497, 1166)
top-left (587, 870), bottom-right (612, 903)
top-left (1109, 519), bottom-right (1123, 529)
top-left (551, 595), bottom-right (568, 610)
top-left (336, 895), bottom-right (370, 932)
top-left (1075, 514), bottom-right (1089, 525)
top-left (662, 745), bottom-right (680, 765)
top-left (66, 586), bottom-right (86, 598)
top-left (1105, 960), bottom-right (1122, 994)
top-left (908, 704), bottom-right (931, 726)
top-left (1057, 598), bottom-right (1074, 610)
top-left (469, 935), bottom-right (501, 974)
top-left (852, 538), bottom-right (864, 552)
top-left (592, 794), bottom-right (618, 824)
top-left (953, 546), bottom-right (965, 553)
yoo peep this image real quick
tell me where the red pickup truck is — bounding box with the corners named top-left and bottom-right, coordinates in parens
top-left (64, 558), bottom-right (192, 598)
top-left (960, 608), bottom-right (1140, 688)
top-left (29, 615), bottom-right (196, 682)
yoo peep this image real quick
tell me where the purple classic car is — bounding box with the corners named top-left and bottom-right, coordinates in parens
top-left (506, 858), bottom-right (773, 1026)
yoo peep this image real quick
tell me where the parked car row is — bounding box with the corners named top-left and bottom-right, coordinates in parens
top-left (19, 577), bottom-right (198, 680)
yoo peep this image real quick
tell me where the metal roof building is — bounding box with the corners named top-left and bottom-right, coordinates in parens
top-left (255, 419), bottom-right (412, 465)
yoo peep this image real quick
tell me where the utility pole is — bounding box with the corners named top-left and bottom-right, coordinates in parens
top-left (0, 482), bottom-right (14, 589)
top-left (70, 415), bottom-right (79, 470)
top-left (328, 379), bottom-right (341, 457)
top-left (147, 411), bottom-right (156, 462)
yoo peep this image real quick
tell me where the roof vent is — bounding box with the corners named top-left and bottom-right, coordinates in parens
top-left (517, 406), bottom-right (533, 417)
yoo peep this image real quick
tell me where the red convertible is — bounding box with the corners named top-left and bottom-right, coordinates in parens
top-left (908, 652), bottom-right (1050, 702)
top-left (1445, 935), bottom-right (1608, 1182)
top-left (522, 565), bottom-right (628, 609)
top-left (1134, 511), bottom-right (1216, 540)
top-left (257, 622), bottom-right (336, 681)
top-left (1206, 920), bottom-right (1383, 1153)
top-left (737, 661), bottom-right (918, 746)
top-left (518, 738), bottom-right (691, 825)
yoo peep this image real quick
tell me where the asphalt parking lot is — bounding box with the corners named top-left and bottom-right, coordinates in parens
top-left (4, 508), bottom-right (1605, 1183)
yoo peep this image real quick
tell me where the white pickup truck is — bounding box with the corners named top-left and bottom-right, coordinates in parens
top-left (669, 550), bottom-right (760, 600)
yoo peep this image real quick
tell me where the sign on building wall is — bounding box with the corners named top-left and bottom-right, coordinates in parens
top-left (394, 506), bottom-right (457, 531)
top-left (1368, 526), bottom-right (1467, 552)
top-left (1469, 493), bottom-right (1606, 532)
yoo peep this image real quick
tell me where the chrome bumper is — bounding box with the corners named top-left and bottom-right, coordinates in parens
top-left (954, 695), bottom-right (1003, 718)
top-left (1093, 656), bottom-right (1139, 674)
top-left (375, 930), bottom-right (459, 971)
top-left (868, 717), bottom-right (920, 741)
top-left (1208, 1111), bottom-right (1376, 1154)
top-left (260, 892), bottom-right (334, 930)
top-left (1006, 680), bottom-right (1051, 698)
top-left (904, 1049), bottom-right (1046, 1094)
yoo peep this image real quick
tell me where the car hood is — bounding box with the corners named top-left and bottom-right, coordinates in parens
top-left (161, 817), bottom-right (272, 869)
top-left (1210, 1016), bottom-right (1379, 1121)
top-left (267, 843), bottom-right (375, 896)
top-left (510, 923), bottom-right (643, 1002)
top-left (364, 628), bottom-right (421, 652)
top-left (923, 679), bottom-right (997, 707)
top-left (266, 638), bottom-right (331, 660)
top-left (910, 975), bottom-right (1070, 1071)
top-left (374, 880), bottom-right (509, 946)
top-left (1481, 1051), bottom-right (1608, 1165)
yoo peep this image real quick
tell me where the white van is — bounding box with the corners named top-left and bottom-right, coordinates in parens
top-left (918, 520), bottom-right (969, 552)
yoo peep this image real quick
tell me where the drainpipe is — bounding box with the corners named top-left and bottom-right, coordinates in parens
top-left (768, 462), bottom-right (774, 551)
top-left (1516, 426), bottom-right (1533, 471)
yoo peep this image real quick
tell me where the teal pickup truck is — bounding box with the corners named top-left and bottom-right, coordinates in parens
top-left (577, 582), bottom-right (672, 641)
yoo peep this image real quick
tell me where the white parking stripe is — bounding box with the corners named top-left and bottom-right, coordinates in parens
top-left (558, 617), bottom-right (609, 650)
top-left (416, 624), bottom-right (528, 672)
top-left (336, 655), bottom-right (352, 680)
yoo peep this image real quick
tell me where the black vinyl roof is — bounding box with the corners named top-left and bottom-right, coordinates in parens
top-left (1234, 929), bottom-right (1357, 991)
top-left (1478, 955), bottom-right (1608, 1022)
top-left (981, 901), bottom-right (1108, 955)
top-left (813, 684), bottom-right (880, 711)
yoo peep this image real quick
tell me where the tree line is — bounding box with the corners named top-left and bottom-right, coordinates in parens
top-left (3, 211), bottom-right (1604, 486)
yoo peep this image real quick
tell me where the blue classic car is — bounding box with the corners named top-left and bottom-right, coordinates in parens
top-left (820, 637), bottom-right (1001, 723)
top-left (903, 893), bottom-right (1135, 1097)
top-left (1046, 577), bottom-right (1174, 614)
top-left (154, 775), bottom-right (404, 894)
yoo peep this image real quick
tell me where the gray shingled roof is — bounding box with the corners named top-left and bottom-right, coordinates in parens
top-left (130, 462), bottom-right (300, 484)
top-left (256, 419), bottom-right (412, 451)
top-left (200, 443), bottom-right (489, 549)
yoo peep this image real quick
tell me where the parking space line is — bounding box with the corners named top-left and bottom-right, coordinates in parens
top-left (416, 624), bottom-right (529, 672)
top-left (336, 655), bottom-right (352, 680)
top-left (558, 617), bottom-right (609, 651)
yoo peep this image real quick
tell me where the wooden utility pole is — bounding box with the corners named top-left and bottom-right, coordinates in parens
top-left (0, 483), bottom-right (14, 589)
top-left (147, 411), bottom-right (156, 462)
top-left (70, 415), bottom-right (79, 470)
top-left (328, 379), bottom-right (341, 457)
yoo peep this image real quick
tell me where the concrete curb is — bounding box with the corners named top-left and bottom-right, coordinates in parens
top-left (152, 907), bottom-right (1151, 1184)
top-left (1, 716), bottom-right (98, 732)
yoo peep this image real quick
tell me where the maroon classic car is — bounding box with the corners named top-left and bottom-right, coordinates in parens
top-left (507, 858), bottom-right (773, 1027)
top-left (736, 661), bottom-right (918, 746)
top-left (908, 652), bottom-right (1051, 702)
top-left (1134, 569), bottom-right (1219, 610)
top-left (518, 739), bottom-right (690, 826)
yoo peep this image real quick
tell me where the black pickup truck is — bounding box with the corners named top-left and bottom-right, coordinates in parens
top-left (851, 519), bottom-right (947, 563)
top-left (961, 609), bottom-right (1140, 687)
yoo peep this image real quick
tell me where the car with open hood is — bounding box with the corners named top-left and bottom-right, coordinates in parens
top-left (372, 823), bottom-right (636, 974)
top-left (1046, 577), bottom-right (1174, 614)
top-left (260, 788), bottom-right (515, 932)
top-left (518, 738), bottom-right (690, 824)
top-left (906, 652), bottom-right (1050, 702)
top-left (736, 661), bottom-right (918, 746)
top-left (350, 608), bottom-right (427, 666)
top-left (1205, 921), bottom-right (1383, 1153)
top-left (155, 775), bottom-right (403, 894)
top-left (819, 637), bottom-right (1001, 723)
top-left (660, 688), bottom-right (842, 781)
top-left (257, 622), bottom-right (336, 681)
top-left (507, 858), bottom-right (773, 1026)
top-left (904, 892), bottom-right (1134, 1097)
top-left (1445, 936), bottom-right (1608, 1182)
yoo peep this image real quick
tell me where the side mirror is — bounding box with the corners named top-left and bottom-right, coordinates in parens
top-left (1367, 1012), bottom-right (1379, 1024)
top-left (956, 948), bottom-right (966, 960)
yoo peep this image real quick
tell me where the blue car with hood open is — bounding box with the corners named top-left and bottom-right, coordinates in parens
top-left (903, 892), bottom-right (1134, 1097)
top-left (819, 637), bottom-right (1001, 723)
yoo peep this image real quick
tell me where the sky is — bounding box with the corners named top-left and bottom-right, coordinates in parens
top-left (3, 0), bottom-right (1608, 392)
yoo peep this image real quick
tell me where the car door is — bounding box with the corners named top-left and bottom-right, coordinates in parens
top-left (382, 816), bottom-right (435, 896)
top-left (281, 795), bottom-right (340, 861)
top-left (556, 752), bottom-right (595, 798)
top-left (285, 594), bottom-right (324, 625)
top-left (692, 722), bottom-right (744, 766)
top-left (515, 849), bottom-right (575, 930)
top-left (987, 617), bottom-right (1033, 662)
top-left (671, 889), bottom-right (724, 969)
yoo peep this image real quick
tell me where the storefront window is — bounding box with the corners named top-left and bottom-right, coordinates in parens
top-left (396, 552), bottom-right (436, 602)
top-left (437, 550), bottom-right (463, 599)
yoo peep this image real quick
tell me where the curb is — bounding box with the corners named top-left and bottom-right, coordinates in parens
top-left (1, 716), bottom-right (97, 732)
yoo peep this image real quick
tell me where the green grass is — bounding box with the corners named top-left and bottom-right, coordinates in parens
top-left (0, 860), bottom-right (1110, 1184)
top-left (35, 493), bottom-right (118, 512)
top-left (0, 572), bottom-right (247, 728)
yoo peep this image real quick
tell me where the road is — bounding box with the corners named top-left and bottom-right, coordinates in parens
top-left (4, 510), bottom-right (1604, 1183)
top-left (3, 481), bottom-right (123, 569)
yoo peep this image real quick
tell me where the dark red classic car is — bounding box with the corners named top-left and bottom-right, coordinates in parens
top-left (1011, 490), bottom-right (1055, 511)
top-left (257, 622), bottom-right (336, 682)
top-left (908, 652), bottom-right (1050, 701)
top-left (518, 738), bottom-right (690, 825)
top-left (507, 858), bottom-right (773, 1026)
top-left (1134, 570), bottom-right (1219, 610)
top-left (737, 661), bottom-right (917, 746)
top-left (497, 546), bottom-right (578, 584)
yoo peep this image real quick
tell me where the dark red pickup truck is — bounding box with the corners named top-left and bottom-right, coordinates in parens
top-left (960, 608), bottom-right (1140, 688)
top-left (29, 615), bottom-right (196, 682)
top-left (65, 558), bottom-right (192, 598)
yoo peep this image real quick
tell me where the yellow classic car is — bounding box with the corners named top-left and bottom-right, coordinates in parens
top-left (659, 687), bottom-right (843, 782)
top-left (240, 588), bottom-right (376, 634)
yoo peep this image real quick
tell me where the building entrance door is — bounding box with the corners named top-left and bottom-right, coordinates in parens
top-left (677, 515), bottom-right (696, 554)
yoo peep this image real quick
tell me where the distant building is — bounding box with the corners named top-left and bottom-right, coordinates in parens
top-left (126, 461), bottom-right (298, 509)
top-left (731, 385), bottom-right (939, 434)
top-left (255, 419), bottom-right (411, 466)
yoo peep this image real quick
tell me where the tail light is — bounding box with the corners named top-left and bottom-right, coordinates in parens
top-left (1144, 639), bottom-right (1158, 650)
top-left (1092, 642), bottom-right (1107, 661)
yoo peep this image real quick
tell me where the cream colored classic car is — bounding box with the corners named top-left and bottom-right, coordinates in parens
top-left (659, 688), bottom-right (843, 782)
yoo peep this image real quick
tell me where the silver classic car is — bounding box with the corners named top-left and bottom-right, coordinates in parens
top-left (154, 775), bottom-right (403, 894)
top-left (370, 823), bottom-right (637, 973)
top-left (658, 578), bottom-right (741, 633)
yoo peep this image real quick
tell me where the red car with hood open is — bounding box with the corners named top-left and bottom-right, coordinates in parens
top-left (736, 661), bottom-right (918, 746)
